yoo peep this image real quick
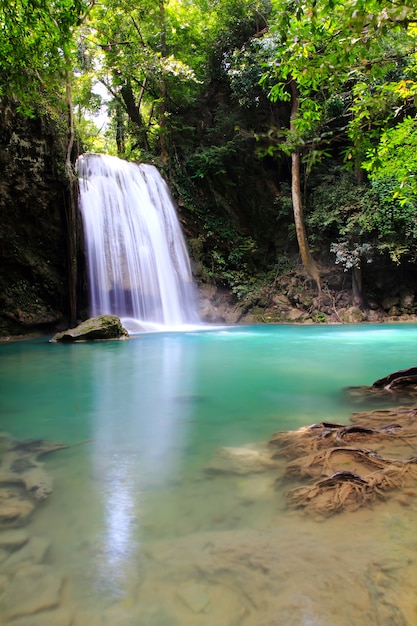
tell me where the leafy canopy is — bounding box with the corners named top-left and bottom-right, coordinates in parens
top-left (260, 0), bottom-right (417, 167)
top-left (0, 0), bottom-right (89, 115)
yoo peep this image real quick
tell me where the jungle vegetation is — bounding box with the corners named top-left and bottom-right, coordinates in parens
top-left (2, 0), bottom-right (417, 307)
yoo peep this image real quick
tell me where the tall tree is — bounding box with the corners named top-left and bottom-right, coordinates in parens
top-left (258, 0), bottom-right (417, 288)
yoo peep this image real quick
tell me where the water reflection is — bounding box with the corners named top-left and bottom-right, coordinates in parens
top-left (89, 335), bottom-right (197, 596)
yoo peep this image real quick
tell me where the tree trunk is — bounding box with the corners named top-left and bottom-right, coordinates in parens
top-left (115, 102), bottom-right (125, 156)
top-left (120, 81), bottom-right (150, 151)
top-left (352, 265), bottom-right (365, 307)
top-left (289, 79), bottom-right (321, 291)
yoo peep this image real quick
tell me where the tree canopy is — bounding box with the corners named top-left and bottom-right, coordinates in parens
top-left (2, 0), bottom-right (417, 297)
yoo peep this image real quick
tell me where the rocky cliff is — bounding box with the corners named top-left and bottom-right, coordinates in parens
top-left (0, 102), bottom-right (79, 337)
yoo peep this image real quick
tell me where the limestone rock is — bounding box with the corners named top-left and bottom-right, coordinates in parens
top-left (286, 308), bottom-right (306, 322)
top-left (343, 306), bottom-right (364, 323)
top-left (21, 468), bottom-right (53, 500)
top-left (0, 564), bottom-right (63, 620)
top-left (0, 488), bottom-right (34, 526)
top-left (51, 315), bottom-right (129, 342)
top-left (206, 444), bottom-right (281, 475)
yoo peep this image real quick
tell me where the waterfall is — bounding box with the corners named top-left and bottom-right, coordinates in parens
top-left (77, 153), bottom-right (200, 332)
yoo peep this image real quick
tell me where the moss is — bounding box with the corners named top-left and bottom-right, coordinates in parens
top-left (52, 315), bottom-right (129, 342)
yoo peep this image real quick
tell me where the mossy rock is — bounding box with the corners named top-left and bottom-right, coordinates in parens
top-left (51, 315), bottom-right (129, 342)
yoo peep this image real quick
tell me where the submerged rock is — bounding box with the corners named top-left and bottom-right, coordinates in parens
top-left (7, 608), bottom-right (74, 626)
top-left (0, 529), bottom-right (29, 551)
top-left (0, 488), bottom-right (34, 527)
top-left (1, 564), bottom-right (63, 620)
top-left (206, 444), bottom-right (282, 475)
top-left (2, 536), bottom-right (51, 571)
top-left (51, 315), bottom-right (129, 342)
top-left (0, 438), bottom-right (68, 507)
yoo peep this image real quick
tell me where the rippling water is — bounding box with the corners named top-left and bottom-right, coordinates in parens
top-left (1, 324), bottom-right (417, 625)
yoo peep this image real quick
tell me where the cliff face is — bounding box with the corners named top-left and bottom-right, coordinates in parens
top-left (0, 102), bottom-right (73, 337)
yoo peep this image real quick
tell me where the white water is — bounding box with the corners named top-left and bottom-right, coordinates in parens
top-left (77, 153), bottom-right (200, 332)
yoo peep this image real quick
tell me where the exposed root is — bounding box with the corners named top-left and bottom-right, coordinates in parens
top-left (286, 470), bottom-right (383, 516)
top-left (283, 447), bottom-right (393, 481)
top-left (269, 422), bottom-right (346, 459)
top-left (276, 401), bottom-right (417, 517)
top-left (350, 407), bottom-right (417, 428)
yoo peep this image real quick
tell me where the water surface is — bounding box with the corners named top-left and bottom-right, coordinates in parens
top-left (1, 324), bottom-right (417, 624)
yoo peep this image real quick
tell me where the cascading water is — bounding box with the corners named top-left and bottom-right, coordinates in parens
top-left (77, 153), bottom-right (200, 332)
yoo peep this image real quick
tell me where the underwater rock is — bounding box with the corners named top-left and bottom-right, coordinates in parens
top-left (2, 536), bottom-right (51, 571)
top-left (0, 438), bottom-right (67, 504)
top-left (0, 564), bottom-right (63, 619)
top-left (0, 488), bottom-right (34, 527)
top-left (8, 439), bottom-right (68, 457)
top-left (206, 444), bottom-right (282, 475)
top-left (20, 468), bottom-right (54, 501)
top-left (0, 529), bottom-right (29, 551)
top-left (51, 314), bottom-right (129, 342)
top-left (7, 608), bottom-right (74, 626)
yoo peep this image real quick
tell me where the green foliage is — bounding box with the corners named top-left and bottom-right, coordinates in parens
top-left (363, 116), bottom-right (417, 205)
top-left (308, 165), bottom-right (417, 265)
top-left (0, 0), bottom-right (89, 114)
top-left (259, 0), bottom-right (417, 171)
top-left (187, 138), bottom-right (243, 178)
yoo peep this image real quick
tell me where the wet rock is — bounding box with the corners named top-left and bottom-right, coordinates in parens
top-left (0, 564), bottom-right (63, 620)
top-left (206, 444), bottom-right (281, 475)
top-left (51, 314), bottom-right (129, 342)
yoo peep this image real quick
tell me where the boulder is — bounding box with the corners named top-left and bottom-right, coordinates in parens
top-left (342, 306), bottom-right (364, 323)
top-left (51, 315), bottom-right (129, 342)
